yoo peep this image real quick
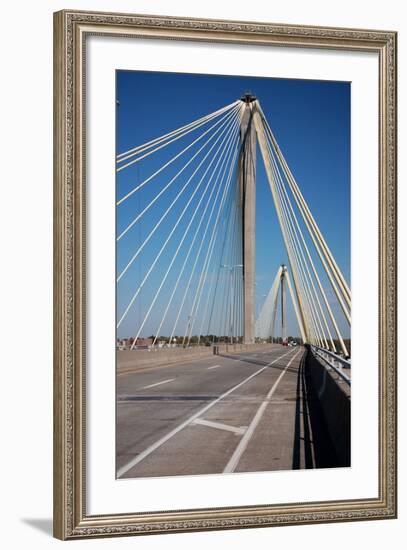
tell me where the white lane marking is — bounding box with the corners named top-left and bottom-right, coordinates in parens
top-left (193, 418), bottom-right (247, 435)
top-left (117, 353), bottom-right (222, 377)
top-left (223, 349), bottom-right (303, 473)
top-left (141, 378), bottom-right (175, 390)
top-left (207, 365), bottom-right (221, 370)
top-left (117, 349), bottom-right (296, 478)
top-left (118, 348), bottom-right (277, 378)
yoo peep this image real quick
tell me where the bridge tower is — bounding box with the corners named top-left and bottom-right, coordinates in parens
top-left (281, 264), bottom-right (287, 345)
top-left (239, 93), bottom-right (257, 344)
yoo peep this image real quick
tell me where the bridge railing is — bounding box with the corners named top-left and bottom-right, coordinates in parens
top-left (310, 345), bottom-right (351, 385)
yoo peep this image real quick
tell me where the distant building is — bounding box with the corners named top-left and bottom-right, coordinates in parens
top-left (117, 338), bottom-right (130, 349)
top-left (117, 337), bottom-right (153, 350)
top-left (134, 337), bottom-right (152, 348)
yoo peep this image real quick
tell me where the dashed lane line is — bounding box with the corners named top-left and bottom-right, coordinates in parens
top-left (116, 348), bottom-right (296, 478)
top-left (117, 347), bottom-right (281, 377)
top-left (141, 378), bottom-right (175, 390)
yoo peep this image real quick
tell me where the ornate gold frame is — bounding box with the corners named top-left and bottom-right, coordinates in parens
top-left (53, 9), bottom-right (397, 540)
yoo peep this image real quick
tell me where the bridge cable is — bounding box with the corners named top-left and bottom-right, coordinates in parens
top-left (126, 111), bottom-right (242, 340)
top-left (256, 266), bottom-right (282, 339)
top-left (255, 101), bottom-right (349, 354)
top-left (268, 141), bottom-right (340, 352)
top-left (266, 131), bottom-right (329, 347)
top-left (259, 106), bottom-right (349, 352)
top-left (168, 111), bottom-right (242, 343)
top-left (252, 106), bottom-right (314, 343)
top-left (117, 108), bottom-right (239, 283)
top-left (116, 102), bottom-right (239, 170)
top-left (117, 108), bottom-right (242, 329)
top-left (117, 103), bottom-right (241, 206)
top-left (259, 101), bottom-right (351, 304)
top-left (150, 113), bottom-right (241, 346)
top-left (183, 129), bottom-right (242, 345)
top-left (284, 270), bottom-right (308, 344)
top-left (184, 152), bottom-right (241, 346)
top-left (197, 189), bottom-right (239, 344)
top-left (117, 101), bottom-right (238, 162)
top-left (205, 186), bottom-right (239, 340)
top-left (259, 103), bottom-right (351, 311)
top-left (264, 117), bottom-right (351, 326)
top-left (268, 139), bottom-right (329, 349)
top-left (117, 106), bottom-right (240, 242)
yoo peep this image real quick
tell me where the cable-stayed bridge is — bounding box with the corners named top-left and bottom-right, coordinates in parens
top-left (116, 94), bottom-right (351, 478)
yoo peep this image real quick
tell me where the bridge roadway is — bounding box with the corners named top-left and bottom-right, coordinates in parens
top-left (116, 345), bottom-right (337, 479)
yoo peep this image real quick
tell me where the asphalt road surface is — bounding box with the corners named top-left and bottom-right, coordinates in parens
top-left (116, 346), bottom-right (336, 479)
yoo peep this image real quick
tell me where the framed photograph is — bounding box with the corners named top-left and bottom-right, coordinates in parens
top-left (53, 9), bottom-right (397, 540)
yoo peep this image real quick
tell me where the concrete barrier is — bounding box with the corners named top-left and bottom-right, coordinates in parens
top-left (305, 345), bottom-right (351, 467)
top-left (214, 343), bottom-right (279, 355)
top-left (117, 343), bottom-right (280, 374)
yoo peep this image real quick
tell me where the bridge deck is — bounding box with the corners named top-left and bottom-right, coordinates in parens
top-left (116, 346), bottom-right (339, 478)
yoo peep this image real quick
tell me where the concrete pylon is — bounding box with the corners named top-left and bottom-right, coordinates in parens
top-left (281, 265), bottom-right (287, 344)
top-left (239, 95), bottom-right (257, 345)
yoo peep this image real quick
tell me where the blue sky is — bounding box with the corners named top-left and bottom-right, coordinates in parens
top-left (116, 70), bottom-right (350, 340)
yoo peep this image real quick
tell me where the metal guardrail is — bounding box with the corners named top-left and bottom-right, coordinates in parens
top-left (310, 345), bottom-right (351, 385)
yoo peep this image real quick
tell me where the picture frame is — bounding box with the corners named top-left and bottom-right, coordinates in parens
top-left (53, 9), bottom-right (397, 540)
